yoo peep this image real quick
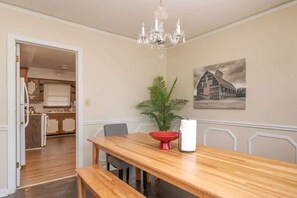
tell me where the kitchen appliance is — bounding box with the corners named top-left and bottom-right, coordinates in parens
top-left (19, 77), bottom-right (29, 166)
top-left (41, 113), bottom-right (48, 146)
top-left (178, 119), bottom-right (197, 152)
top-left (29, 106), bottom-right (36, 114)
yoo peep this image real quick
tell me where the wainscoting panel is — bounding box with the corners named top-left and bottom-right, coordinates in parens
top-left (203, 127), bottom-right (237, 151)
top-left (249, 133), bottom-right (297, 163)
top-left (0, 126), bottom-right (8, 193)
top-left (196, 119), bottom-right (297, 163)
top-left (82, 118), bottom-right (156, 166)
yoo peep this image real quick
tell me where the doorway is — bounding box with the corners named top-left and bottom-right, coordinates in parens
top-left (7, 34), bottom-right (83, 194)
top-left (18, 43), bottom-right (77, 187)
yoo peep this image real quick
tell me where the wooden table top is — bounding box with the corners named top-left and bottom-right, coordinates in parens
top-left (88, 133), bottom-right (297, 198)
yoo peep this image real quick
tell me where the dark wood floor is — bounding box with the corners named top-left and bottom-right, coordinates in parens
top-left (21, 135), bottom-right (76, 186)
top-left (8, 169), bottom-right (196, 198)
top-left (12, 135), bottom-right (196, 197)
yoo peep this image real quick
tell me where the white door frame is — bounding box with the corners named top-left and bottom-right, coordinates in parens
top-left (7, 33), bottom-right (84, 194)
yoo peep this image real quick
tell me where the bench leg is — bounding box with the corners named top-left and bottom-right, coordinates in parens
top-left (119, 169), bottom-right (123, 180)
top-left (143, 170), bottom-right (147, 190)
top-left (126, 168), bottom-right (130, 183)
top-left (77, 175), bottom-right (86, 198)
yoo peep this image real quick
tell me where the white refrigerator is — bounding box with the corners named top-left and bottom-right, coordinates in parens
top-left (19, 77), bottom-right (29, 166)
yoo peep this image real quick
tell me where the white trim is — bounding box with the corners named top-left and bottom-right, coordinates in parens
top-left (1, 1), bottom-right (296, 49)
top-left (248, 133), bottom-right (297, 163)
top-left (18, 175), bottom-right (76, 189)
top-left (83, 118), bottom-right (150, 126)
top-left (0, 2), bottom-right (135, 43)
top-left (0, 188), bottom-right (9, 197)
top-left (135, 123), bottom-right (156, 132)
top-left (169, 0), bottom-right (297, 49)
top-left (7, 33), bottom-right (84, 195)
top-left (0, 125), bottom-right (7, 132)
top-left (203, 127), bottom-right (237, 151)
top-left (196, 119), bottom-right (297, 132)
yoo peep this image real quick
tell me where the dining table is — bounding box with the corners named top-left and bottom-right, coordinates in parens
top-left (88, 132), bottom-right (297, 198)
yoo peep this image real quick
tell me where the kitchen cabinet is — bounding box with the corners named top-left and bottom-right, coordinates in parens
top-left (28, 78), bottom-right (44, 102)
top-left (47, 112), bottom-right (76, 135)
top-left (25, 114), bottom-right (42, 149)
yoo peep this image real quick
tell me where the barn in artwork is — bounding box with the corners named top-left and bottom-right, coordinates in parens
top-left (196, 70), bottom-right (236, 100)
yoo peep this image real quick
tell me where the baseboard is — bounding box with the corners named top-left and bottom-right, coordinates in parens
top-left (0, 188), bottom-right (9, 197)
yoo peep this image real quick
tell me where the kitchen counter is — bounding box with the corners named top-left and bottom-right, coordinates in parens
top-left (47, 112), bottom-right (76, 135)
top-left (46, 112), bottom-right (75, 114)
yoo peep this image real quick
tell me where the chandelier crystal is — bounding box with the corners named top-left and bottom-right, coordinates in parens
top-left (137, 0), bottom-right (185, 48)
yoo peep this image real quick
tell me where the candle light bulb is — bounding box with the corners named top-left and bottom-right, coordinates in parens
top-left (142, 23), bottom-right (145, 36)
top-left (155, 18), bottom-right (159, 31)
top-left (176, 19), bottom-right (181, 34)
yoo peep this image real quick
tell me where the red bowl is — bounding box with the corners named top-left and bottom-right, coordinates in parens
top-left (149, 131), bottom-right (179, 150)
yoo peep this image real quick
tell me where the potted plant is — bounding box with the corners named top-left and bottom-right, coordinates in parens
top-left (136, 76), bottom-right (188, 131)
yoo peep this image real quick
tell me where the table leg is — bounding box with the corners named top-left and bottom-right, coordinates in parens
top-left (77, 175), bottom-right (86, 198)
top-left (92, 143), bottom-right (99, 165)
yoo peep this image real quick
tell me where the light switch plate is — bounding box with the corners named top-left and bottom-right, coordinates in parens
top-left (85, 98), bottom-right (91, 106)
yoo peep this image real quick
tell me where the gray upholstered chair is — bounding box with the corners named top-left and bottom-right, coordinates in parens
top-left (103, 123), bottom-right (132, 183)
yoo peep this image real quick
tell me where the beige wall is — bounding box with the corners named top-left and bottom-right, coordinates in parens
top-left (167, 5), bottom-right (297, 161)
top-left (1, 2), bottom-right (297, 194)
top-left (0, 5), bottom-right (165, 191)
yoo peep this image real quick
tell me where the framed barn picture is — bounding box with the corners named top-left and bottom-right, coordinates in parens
top-left (193, 58), bottom-right (246, 109)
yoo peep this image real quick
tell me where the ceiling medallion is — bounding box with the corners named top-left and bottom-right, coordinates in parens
top-left (137, 0), bottom-right (185, 48)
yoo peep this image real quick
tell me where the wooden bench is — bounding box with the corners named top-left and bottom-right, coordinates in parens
top-left (76, 165), bottom-right (145, 198)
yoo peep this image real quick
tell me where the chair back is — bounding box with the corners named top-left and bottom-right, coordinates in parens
top-left (104, 123), bottom-right (128, 136)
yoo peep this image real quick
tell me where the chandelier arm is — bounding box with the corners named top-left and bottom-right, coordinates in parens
top-left (137, 0), bottom-right (185, 48)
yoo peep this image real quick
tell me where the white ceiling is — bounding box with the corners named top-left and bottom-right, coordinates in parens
top-left (0, 0), bottom-right (292, 40)
top-left (20, 44), bottom-right (76, 72)
top-left (5, 0), bottom-right (293, 71)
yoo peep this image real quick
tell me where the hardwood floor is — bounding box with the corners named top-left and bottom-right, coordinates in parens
top-left (8, 169), bottom-right (196, 198)
top-left (12, 135), bottom-right (196, 197)
top-left (20, 135), bottom-right (76, 186)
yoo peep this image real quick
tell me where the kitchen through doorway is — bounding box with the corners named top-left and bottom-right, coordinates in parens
top-left (18, 43), bottom-right (77, 187)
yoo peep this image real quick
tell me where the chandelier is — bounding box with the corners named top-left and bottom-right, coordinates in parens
top-left (137, 0), bottom-right (185, 48)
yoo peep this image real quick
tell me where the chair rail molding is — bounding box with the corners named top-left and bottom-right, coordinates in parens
top-left (83, 118), bottom-right (149, 126)
top-left (196, 119), bottom-right (297, 132)
top-left (0, 125), bottom-right (7, 132)
top-left (203, 127), bottom-right (237, 151)
top-left (85, 118), bottom-right (156, 137)
top-left (248, 133), bottom-right (297, 163)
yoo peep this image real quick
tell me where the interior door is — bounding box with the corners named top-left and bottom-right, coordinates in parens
top-left (16, 43), bottom-right (21, 187)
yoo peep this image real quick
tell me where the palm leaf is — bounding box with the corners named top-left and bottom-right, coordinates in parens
top-left (136, 76), bottom-right (188, 131)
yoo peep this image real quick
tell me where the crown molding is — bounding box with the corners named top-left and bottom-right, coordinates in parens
top-left (169, 0), bottom-right (297, 49)
top-left (2, 1), bottom-right (297, 49)
top-left (0, 2), bottom-right (135, 43)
